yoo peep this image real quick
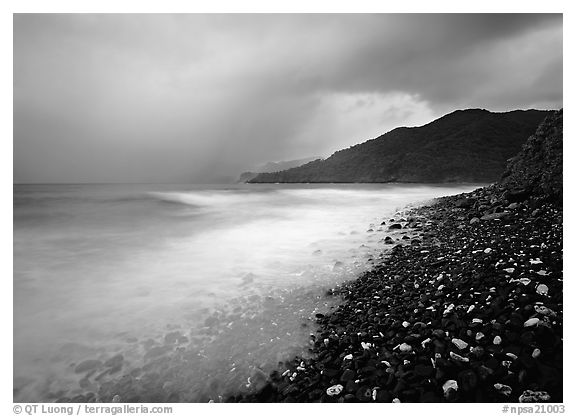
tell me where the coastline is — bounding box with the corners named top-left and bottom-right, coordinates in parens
top-left (228, 183), bottom-right (563, 403)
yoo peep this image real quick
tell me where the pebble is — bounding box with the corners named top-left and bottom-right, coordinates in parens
top-left (212, 181), bottom-right (563, 404)
top-left (536, 284), bottom-right (549, 295)
top-left (449, 351), bottom-right (469, 362)
top-left (494, 383), bottom-right (512, 397)
top-left (452, 338), bottom-right (468, 350)
top-left (524, 318), bottom-right (541, 327)
top-left (326, 385), bottom-right (344, 396)
top-left (74, 360), bottom-right (102, 374)
top-left (519, 390), bottom-right (551, 403)
top-left (399, 343), bottom-right (412, 353)
top-left (442, 380), bottom-right (458, 397)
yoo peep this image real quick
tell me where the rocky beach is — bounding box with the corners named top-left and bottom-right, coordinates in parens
top-left (226, 110), bottom-right (563, 403)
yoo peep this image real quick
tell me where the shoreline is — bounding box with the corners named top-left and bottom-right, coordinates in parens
top-left (227, 183), bottom-right (563, 403)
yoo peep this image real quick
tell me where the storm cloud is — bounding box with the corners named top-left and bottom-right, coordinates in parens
top-left (13, 14), bottom-right (562, 183)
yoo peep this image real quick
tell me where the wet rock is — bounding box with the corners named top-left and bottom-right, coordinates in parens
top-left (340, 369), bottom-right (356, 382)
top-left (524, 318), bottom-right (541, 327)
top-left (536, 284), bottom-right (549, 296)
top-left (481, 212), bottom-right (510, 221)
top-left (356, 386), bottom-right (372, 402)
top-left (74, 360), bottom-right (102, 374)
top-left (442, 380), bottom-right (458, 398)
top-left (519, 390), bottom-right (551, 403)
top-left (388, 223), bottom-right (402, 230)
top-left (104, 354), bottom-right (124, 368)
top-left (494, 383), bottom-right (512, 397)
top-left (399, 343), bottom-right (412, 353)
top-left (455, 198), bottom-right (475, 209)
top-left (449, 352), bottom-right (469, 363)
top-left (452, 338), bottom-right (468, 350)
top-left (326, 385), bottom-right (344, 397)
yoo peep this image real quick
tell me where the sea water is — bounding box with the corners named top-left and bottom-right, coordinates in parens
top-left (13, 183), bottom-right (480, 402)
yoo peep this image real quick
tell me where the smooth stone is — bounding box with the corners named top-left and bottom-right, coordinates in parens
top-left (74, 360), bottom-right (102, 374)
top-left (536, 284), bottom-right (549, 296)
top-left (326, 384), bottom-right (344, 396)
top-left (449, 351), bottom-right (469, 363)
top-left (399, 343), bottom-right (412, 353)
top-left (524, 318), bottom-right (541, 327)
top-left (452, 338), bottom-right (468, 350)
top-left (480, 212), bottom-right (509, 221)
top-left (442, 380), bottom-right (458, 397)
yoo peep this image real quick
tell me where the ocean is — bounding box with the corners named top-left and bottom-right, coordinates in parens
top-left (13, 183), bottom-right (480, 402)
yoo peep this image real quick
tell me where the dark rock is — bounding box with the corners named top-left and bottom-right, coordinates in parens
top-left (74, 360), bottom-right (102, 374)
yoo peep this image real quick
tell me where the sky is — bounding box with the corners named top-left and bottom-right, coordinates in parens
top-left (13, 14), bottom-right (563, 183)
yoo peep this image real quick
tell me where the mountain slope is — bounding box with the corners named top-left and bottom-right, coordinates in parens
top-left (237, 156), bottom-right (322, 183)
top-left (500, 109), bottom-right (562, 202)
top-left (249, 109), bottom-right (552, 183)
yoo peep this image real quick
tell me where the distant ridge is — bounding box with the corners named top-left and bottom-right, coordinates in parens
top-left (237, 156), bottom-right (322, 183)
top-left (248, 109), bottom-right (552, 184)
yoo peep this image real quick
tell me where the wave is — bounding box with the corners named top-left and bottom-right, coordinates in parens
top-left (147, 190), bottom-right (275, 208)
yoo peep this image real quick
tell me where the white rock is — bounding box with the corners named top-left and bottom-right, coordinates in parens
top-left (493, 336), bottom-right (502, 345)
top-left (476, 332), bottom-right (485, 341)
top-left (532, 348), bottom-right (541, 359)
top-left (442, 379), bottom-right (459, 396)
top-left (449, 351), bottom-right (469, 362)
top-left (402, 321), bottom-right (410, 328)
top-left (361, 342), bottom-right (372, 350)
top-left (524, 318), bottom-right (540, 327)
top-left (529, 258), bottom-right (543, 265)
top-left (484, 248), bottom-right (492, 254)
top-left (326, 384), bottom-right (344, 396)
top-left (399, 343), bottom-right (412, 353)
top-left (472, 318), bottom-right (483, 324)
top-left (504, 268), bottom-right (515, 274)
top-left (534, 305), bottom-right (556, 317)
top-left (392, 398), bottom-right (401, 403)
top-left (536, 284), bottom-right (549, 295)
top-left (452, 338), bottom-right (469, 350)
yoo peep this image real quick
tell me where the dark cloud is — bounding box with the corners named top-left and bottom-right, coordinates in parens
top-left (13, 14), bottom-right (562, 183)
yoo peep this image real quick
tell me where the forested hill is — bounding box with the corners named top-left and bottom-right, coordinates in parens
top-left (248, 109), bottom-right (552, 183)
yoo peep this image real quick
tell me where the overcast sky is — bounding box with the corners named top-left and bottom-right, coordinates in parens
top-left (14, 14), bottom-right (562, 183)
